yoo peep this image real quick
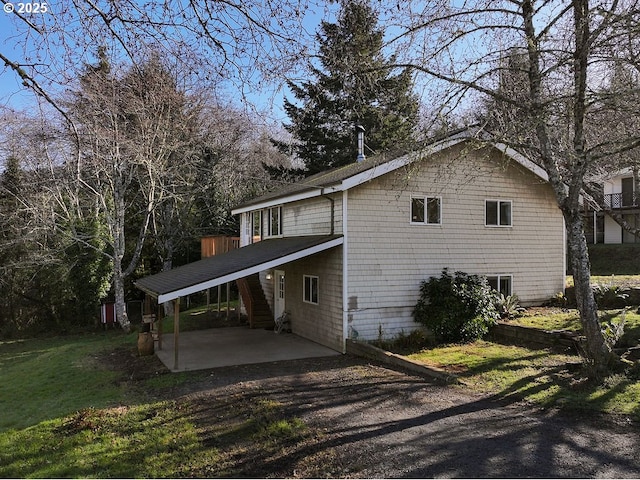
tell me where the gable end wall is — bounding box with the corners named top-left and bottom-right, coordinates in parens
top-left (346, 144), bottom-right (565, 341)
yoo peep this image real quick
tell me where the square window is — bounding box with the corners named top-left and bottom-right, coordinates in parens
top-left (303, 275), bottom-right (318, 305)
top-left (486, 200), bottom-right (512, 226)
top-left (487, 275), bottom-right (513, 296)
top-left (411, 196), bottom-right (441, 225)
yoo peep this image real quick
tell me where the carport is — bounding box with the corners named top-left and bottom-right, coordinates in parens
top-left (135, 235), bottom-right (343, 370)
top-left (156, 327), bottom-right (338, 372)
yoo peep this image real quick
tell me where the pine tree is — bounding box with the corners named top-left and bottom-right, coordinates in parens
top-left (279, 0), bottom-right (419, 175)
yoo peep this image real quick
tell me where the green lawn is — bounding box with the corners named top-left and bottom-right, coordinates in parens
top-left (0, 326), bottom-right (305, 478)
top-left (0, 332), bottom-right (132, 431)
top-left (406, 340), bottom-right (640, 418)
top-left (511, 307), bottom-right (640, 348)
top-left (399, 307), bottom-right (640, 419)
top-left (2, 310), bottom-right (640, 477)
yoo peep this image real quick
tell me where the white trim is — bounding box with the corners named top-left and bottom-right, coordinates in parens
top-left (266, 205), bottom-right (283, 238)
top-left (342, 190), bottom-right (349, 354)
top-left (410, 195), bottom-right (442, 225)
top-left (232, 137), bottom-right (550, 213)
top-left (485, 199), bottom-right (513, 227)
top-left (303, 274), bottom-right (319, 305)
top-left (493, 143), bottom-right (549, 182)
top-left (156, 237), bottom-right (344, 303)
top-left (341, 139), bottom-right (463, 191)
top-left (231, 186), bottom-right (340, 214)
top-left (487, 274), bottom-right (514, 295)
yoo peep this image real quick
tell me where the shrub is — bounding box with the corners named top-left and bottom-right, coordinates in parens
top-left (495, 293), bottom-right (525, 319)
top-left (593, 282), bottom-right (629, 309)
top-left (413, 269), bottom-right (500, 343)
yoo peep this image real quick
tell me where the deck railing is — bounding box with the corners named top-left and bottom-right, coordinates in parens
top-left (604, 192), bottom-right (639, 209)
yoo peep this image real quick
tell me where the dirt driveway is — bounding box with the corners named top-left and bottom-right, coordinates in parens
top-left (154, 354), bottom-right (640, 478)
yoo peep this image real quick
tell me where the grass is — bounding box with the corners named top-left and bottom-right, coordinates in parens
top-left (405, 340), bottom-right (640, 418)
top-left (393, 306), bottom-right (640, 418)
top-left (511, 308), bottom-right (640, 348)
top-left (2, 306), bottom-right (640, 477)
top-left (565, 275), bottom-right (640, 288)
top-left (0, 330), bottom-right (307, 478)
top-left (0, 332), bottom-right (133, 431)
top-left (0, 402), bottom-right (211, 478)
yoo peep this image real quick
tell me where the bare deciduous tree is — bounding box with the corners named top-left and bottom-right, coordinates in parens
top-left (386, 0), bottom-right (640, 375)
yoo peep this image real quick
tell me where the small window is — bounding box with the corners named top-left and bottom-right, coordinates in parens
top-left (487, 275), bottom-right (513, 296)
top-left (251, 210), bottom-right (262, 243)
top-left (303, 275), bottom-right (319, 305)
top-left (486, 200), bottom-right (512, 226)
top-left (268, 206), bottom-right (282, 236)
top-left (411, 196), bottom-right (441, 225)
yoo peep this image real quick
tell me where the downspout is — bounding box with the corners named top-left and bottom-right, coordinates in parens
top-left (321, 189), bottom-right (335, 235)
top-left (342, 189), bottom-right (348, 354)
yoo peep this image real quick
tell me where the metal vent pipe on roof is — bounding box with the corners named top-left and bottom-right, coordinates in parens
top-left (356, 125), bottom-right (365, 162)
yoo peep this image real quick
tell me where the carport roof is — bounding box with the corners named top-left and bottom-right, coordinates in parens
top-left (135, 235), bottom-right (343, 303)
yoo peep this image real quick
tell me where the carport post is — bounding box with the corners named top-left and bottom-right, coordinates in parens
top-left (173, 298), bottom-right (180, 370)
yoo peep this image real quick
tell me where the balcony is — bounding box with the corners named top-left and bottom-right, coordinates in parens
top-left (604, 192), bottom-right (639, 209)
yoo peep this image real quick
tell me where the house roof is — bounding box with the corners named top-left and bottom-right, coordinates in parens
top-left (135, 235), bottom-right (343, 303)
top-left (232, 128), bottom-right (550, 214)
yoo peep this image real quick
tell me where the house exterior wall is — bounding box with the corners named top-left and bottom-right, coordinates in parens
top-left (345, 144), bottom-right (565, 341)
top-left (239, 193), bottom-right (343, 247)
top-left (604, 214), bottom-right (623, 244)
top-left (283, 194), bottom-right (343, 237)
top-left (280, 247), bottom-right (344, 351)
top-left (603, 171), bottom-right (634, 195)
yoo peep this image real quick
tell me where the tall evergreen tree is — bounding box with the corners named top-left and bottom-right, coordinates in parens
top-left (279, 0), bottom-right (419, 175)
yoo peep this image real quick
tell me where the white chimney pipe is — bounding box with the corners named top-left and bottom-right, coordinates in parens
top-left (356, 125), bottom-right (365, 162)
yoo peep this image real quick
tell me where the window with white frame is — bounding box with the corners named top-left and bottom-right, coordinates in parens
top-left (251, 210), bottom-right (262, 243)
top-left (485, 200), bottom-right (512, 226)
top-left (411, 196), bottom-right (441, 225)
top-left (268, 206), bottom-right (282, 236)
top-left (487, 275), bottom-right (513, 296)
top-left (303, 275), bottom-right (319, 304)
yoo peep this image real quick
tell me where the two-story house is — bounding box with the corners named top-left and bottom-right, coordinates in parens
top-left (136, 130), bottom-right (566, 354)
top-left (586, 168), bottom-right (640, 244)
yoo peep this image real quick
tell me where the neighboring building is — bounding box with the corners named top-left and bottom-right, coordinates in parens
top-left (136, 131), bottom-right (566, 353)
top-left (585, 168), bottom-right (640, 244)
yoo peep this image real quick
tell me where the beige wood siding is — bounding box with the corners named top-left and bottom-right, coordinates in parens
top-left (283, 193), bottom-right (343, 237)
top-left (280, 247), bottom-right (343, 351)
top-left (346, 144), bottom-right (565, 341)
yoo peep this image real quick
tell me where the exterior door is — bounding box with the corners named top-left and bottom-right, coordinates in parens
top-left (622, 177), bottom-right (634, 207)
top-left (274, 270), bottom-right (285, 319)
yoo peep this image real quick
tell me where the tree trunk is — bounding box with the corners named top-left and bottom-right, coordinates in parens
top-left (565, 211), bottom-right (615, 375)
top-left (113, 257), bottom-right (131, 333)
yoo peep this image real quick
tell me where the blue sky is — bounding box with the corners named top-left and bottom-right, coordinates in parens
top-left (0, 1), bottom-right (339, 121)
top-left (0, 6), bottom-right (36, 110)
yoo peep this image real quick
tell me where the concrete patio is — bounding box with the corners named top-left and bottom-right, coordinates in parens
top-left (155, 326), bottom-right (340, 372)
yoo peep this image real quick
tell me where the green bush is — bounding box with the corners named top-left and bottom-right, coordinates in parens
top-left (413, 269), bottom-right (500, 343)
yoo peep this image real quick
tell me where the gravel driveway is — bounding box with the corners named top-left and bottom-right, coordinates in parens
top-left (172, 354), bottom-right (640, 478)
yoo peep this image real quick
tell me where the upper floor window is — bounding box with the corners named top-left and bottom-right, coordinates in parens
top-left (411, 196), bottom-right (441, 225)
top-left (251, 210), bottom-right (262, 243)
top-left (487, 275), bottom-right (513, 296)
top-left (268, 206), bottom-right (282, 236)
top-left (485, 200), bottom-right (512, 227)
